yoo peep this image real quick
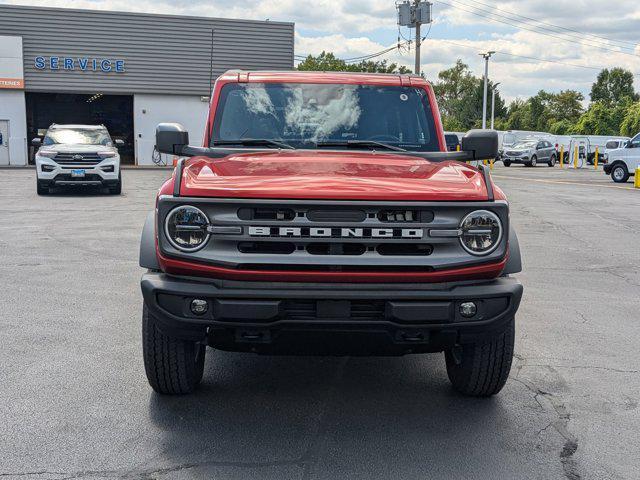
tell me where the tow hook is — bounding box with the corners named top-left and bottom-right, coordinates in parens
top-left (450, 345), bottom-right (463, 365)
top-left (236, 329), bottom-right (270, 343)
top-left (397, 331), bottom-right (429, 343)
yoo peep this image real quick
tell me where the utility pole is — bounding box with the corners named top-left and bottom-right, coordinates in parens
top-left (415, 7), bottom-right (421, 75)
top-left (491, 82), bottom-right (501, 130)
top-left (480, 51), bottom-right (495, 130)
top-left (397, 1), bottom-right (432, 76)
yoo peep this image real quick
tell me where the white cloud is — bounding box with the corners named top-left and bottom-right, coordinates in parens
top-left (4, 0), bottom-right (640, 101)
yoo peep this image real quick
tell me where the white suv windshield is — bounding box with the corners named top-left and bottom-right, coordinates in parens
top-left (211, 83), bottom-right (439, 151)
top-left (44, 128), bottom-right (112, 146)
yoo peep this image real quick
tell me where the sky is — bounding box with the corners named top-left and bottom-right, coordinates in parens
top-left (3, 0), bottom-right (640, 103)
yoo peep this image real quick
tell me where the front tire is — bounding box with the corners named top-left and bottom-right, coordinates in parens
top-left (142, 303), bottom-right (206, 394)
top-left (445, 318), bottom-right (515, 397)
top-left (527, 155), bottom-right (537, 167)
top-left (611, 164), bottom-right (630, 183)
top-left (108, 171), bottom-right (122, 195)
top-left (36, 177), bottom-right (49, 196)
top-left (503, 160), bottom-right (511, 167)
top-left (548, 155), bottom-right (556, 167)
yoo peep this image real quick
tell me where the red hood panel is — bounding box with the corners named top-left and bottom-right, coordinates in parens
top-left (180, 151), bottom-right (488, 201)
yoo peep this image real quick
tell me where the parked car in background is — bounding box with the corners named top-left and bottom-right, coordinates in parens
top-left (33, 124), bottom-right (124, 195)
top-left (603, 138), bottom-right (631, 163)
top-left (503, 139), bottom-right (557, 167)
top-left (500, 130), bottom-right (552, 164)
top-left (444, 132), bottom-right (461, 151)
top-left (603, 132), bottom-right (640, 183)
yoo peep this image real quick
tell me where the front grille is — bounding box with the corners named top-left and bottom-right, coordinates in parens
top-left (158, 198), bottom-right (509, 273)
top-left (53, 152), bottom-right (102, 166)
top-left (283, 299), bottom-right (386, 321)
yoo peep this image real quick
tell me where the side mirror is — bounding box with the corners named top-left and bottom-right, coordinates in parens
top-left (461, 129), bottom-right (499, 160)
top-left (156, 123), bottom-right (189, 155)
top-left (31, 138), bottom-right (42, 147)
top-left (114, 139), bottom-right (125, 146)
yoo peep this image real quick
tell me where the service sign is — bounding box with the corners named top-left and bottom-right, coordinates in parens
top-left (0, 36), bottom-right (25, 89)
top-left (34, 56), bottom-right (125, 73)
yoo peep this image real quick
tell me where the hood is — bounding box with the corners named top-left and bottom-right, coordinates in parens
top-left (178, 150), bottom-right (491, 201)
top-left (43, 143), bottom-right (115, 153)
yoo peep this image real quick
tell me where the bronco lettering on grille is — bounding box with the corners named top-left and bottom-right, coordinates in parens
top-left (248, 226), bottom-right (423, 239)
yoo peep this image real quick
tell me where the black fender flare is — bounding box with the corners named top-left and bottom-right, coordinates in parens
top-left (139, 211), bottom-right (160, 270)
top-left (503, 224), bottom-right (522, 275)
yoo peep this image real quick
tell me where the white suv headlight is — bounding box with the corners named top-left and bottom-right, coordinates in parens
top-left (164, 205), bottom-right (210, 252)
top-left (459, 210), bottom-right (503, 256)
top-left (38, 149), bottom-right (57, 158)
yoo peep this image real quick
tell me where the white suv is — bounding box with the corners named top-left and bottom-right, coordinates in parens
top-left (604, 132), bottom-right (640, 183)
top-left (33, 124), bottom-right (123, 195)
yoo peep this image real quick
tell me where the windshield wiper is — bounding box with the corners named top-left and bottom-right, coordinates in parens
top-left (315, 140), bottom-right (406, 152)
top-left (212, 139), bottom-right (295, 150)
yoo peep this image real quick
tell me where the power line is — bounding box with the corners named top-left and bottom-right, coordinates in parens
top-left (295, 38), bottom-right (414, 64)
top-left (435, 38), bottom-right (640, 77)
top-left (460, 0), bottom-right (638, 49)
top-left (434, 0), bottom-right (640, 59)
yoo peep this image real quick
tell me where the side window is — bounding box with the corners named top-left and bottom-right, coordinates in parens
top-left (629, 134), bottom-right (640, 149)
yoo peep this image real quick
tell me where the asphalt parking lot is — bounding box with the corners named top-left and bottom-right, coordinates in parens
top-left (0, 165), bottom-right (639, 480)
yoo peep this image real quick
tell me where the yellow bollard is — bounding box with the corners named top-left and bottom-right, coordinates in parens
top-left (483, 159), bottom-right (488, 166)
top-left (456, 144), bottom-right (461, 152)
top-left (574, 146), bottom-right (578, 169)
top-left (560, 145), bottom-right (564, 168)
top-left (594, 147), bottom-right (599, 170)
top-left (490, 158), bottom-right (494, 170)
top-left (635, 165), bottom-right (640, 189)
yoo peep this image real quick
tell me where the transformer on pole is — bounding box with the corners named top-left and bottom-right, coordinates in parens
top-left (397, 1), bottom-right (433, 75)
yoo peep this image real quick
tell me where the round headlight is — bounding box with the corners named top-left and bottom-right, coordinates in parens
top-left (459, 210), bottom-right (502, 256)
top-left (165, 205), bottom-right (210, 252)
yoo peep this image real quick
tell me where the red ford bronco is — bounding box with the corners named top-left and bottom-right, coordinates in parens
top-left (139, 71), bottom-right (523, 397)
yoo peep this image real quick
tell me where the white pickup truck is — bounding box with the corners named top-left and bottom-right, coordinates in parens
top-left (603, 132), bottom-right (640, 183)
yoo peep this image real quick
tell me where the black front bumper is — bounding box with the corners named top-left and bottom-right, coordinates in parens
top-left (141, 273), bottom-right (523, 355)
top-left (603, 164), bottom-right (613, 174)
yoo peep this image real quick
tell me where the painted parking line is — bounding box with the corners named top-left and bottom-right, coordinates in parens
top-left (492, 175), bottom-right (637, 191)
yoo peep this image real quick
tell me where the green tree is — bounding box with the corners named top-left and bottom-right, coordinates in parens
top-left (620, 102), bottom-right (640, 137)
top-left (590, 68), bottom-right (639, 105)
top-left (547, 90), bottom-right (584, 124)
top-left (505, 99), bottom-right (532, 130)
top-left (433, 60), bottom-right (506, 131)
top-left (297, 51), bottom-right (411, 74)
top-left (573, 101), bottom-right (619, 135)
top-left (548, 119), bottom-right (575, 135)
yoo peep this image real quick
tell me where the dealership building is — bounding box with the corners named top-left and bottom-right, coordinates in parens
top-left (0, 4), bottom-right (294, 166)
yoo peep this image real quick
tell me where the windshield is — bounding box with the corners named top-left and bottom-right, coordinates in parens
top-left (503, 134), bottom-right (516, 145)
top-left (43, 128), bottom-right (112, 146)
top-left (512, 142), bottom-right (536, 148)
top-left (211, 83), bottom-right (439, 151)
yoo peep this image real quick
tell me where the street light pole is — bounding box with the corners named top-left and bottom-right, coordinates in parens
top-left (480, 51), bottom-right (495, 130)
top-left (491, 82), bottom-right (501, 130)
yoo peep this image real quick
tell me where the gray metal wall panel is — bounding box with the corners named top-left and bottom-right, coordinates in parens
top-left (0, 5), bottom-right (294, 96)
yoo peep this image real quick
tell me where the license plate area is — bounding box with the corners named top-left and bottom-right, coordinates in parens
top-left (71, 169), bottom-right (86, 178)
